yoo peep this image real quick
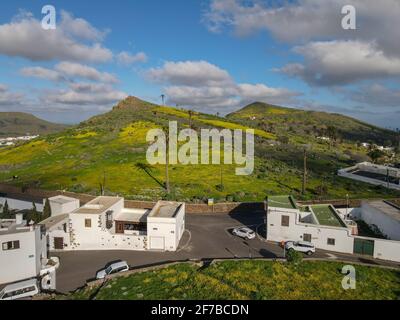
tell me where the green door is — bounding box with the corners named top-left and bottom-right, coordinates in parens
top-left (353, 238), bottom-right (374, 256)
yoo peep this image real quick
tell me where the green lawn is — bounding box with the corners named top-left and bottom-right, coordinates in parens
top-left (64, 260), bottom-right (400, 300)
top-left (311, 205), bottom-right (346, 227)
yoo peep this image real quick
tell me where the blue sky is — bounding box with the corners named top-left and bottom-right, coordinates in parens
top-left (0, 0), bottom-right (399, 128)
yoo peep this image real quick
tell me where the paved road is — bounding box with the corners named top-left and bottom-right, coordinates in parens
top-left (52, 211), bottom-right (400, 293)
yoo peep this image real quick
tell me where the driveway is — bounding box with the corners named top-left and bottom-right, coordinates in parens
top-left (52, 211), bottom-right (399, 293)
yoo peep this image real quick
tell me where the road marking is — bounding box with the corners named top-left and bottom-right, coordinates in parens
top-left (326, 253), bottom-right (338, 259)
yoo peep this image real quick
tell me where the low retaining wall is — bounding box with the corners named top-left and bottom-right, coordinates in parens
top-left (1, 183), bottom-right (399, 214)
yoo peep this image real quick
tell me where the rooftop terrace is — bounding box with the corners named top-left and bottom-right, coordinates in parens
top-left (309, 204), bottom-right (346, 228)
top-left (73, 196), bottom-right (122, 215)
top-left (267, 195), bottom-right (297, 210)
top-left (148, 201), bottom-right (183, 218)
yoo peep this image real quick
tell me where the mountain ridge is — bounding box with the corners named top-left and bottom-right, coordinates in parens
top-left (0, 112), bottom-right (69, 137)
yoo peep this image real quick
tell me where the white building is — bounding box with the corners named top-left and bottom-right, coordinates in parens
top-left (338, 162), bottom-right (400, 190)
top-left (147, 200), bottom-right (185, 251)
top-left (266, 195), bottom-right (356, 254)
top-left (0, 194), bottom-right (44, 212)
top-left (40, 196), bottom-right (185, 252)
top-left (46, 195), bottom-right (80, 217)
top-left (360, 200), bottom-right (400, 241)
top-left (0, 214), bottom-right (47, 285)
top-left (266, 195), bottom-right (400, 263)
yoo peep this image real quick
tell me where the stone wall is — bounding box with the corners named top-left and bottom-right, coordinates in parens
top-left (1, 183), bottom-right (399, 214)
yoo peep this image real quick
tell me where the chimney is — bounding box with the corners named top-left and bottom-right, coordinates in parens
top-left (15, 213), bottom-right (23, 225)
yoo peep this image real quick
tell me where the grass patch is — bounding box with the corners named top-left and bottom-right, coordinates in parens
top-left (62, 260), bottom-right (400, 300)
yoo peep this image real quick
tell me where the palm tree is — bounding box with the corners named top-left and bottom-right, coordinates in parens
top-left (160, 94), bottom-right (166, 106)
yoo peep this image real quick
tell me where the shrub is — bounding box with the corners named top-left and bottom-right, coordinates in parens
top-left (286, 249), bottom-right (303, 265)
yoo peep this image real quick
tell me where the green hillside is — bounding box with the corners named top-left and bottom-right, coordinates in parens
top-left (0, 112), bottom-right (68, 137)
top-left (0, 97), bottom-right (399, 202)
top-left (227, 102), bottom-right (398, 145)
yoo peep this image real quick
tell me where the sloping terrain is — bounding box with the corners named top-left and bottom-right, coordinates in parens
top-left (0, 112), bottom-right (68, 137)
top-left (0, 97), bottom-right (398, 202)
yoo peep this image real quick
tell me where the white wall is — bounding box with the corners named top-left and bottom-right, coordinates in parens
top-left (373, 238), bottom-right (400, 262)
top-left (267, 209), bottom-right (354, 254)
top-left (360, 202), bottom-right (400, 240)
top-left (147, 218), bottom-right (177, 251)
top-left (0, 227), bottom-right (46, 284)
top-left (0, 197), bottom-right (43, 212)
top-left (47, 218), bottom-right (70, 251)
top-left (48, 198), bottom-right (80, 217)
top-left (68, 213), bottom-right (146, 251)
top-left (175, 204), bottom-right (185, 246)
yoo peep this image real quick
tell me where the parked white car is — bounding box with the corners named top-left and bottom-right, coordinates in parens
top-left (285, 241), bottom-right (315, 255)
top-left (96, 261), bottom-right (129, 279)
top-left (0, 279), bottom-right (40, 300)
top-left (232, 227), bottom-right (256, 240)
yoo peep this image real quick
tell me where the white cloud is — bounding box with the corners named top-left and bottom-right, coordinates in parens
top-left (205, 0), bottom-right (400, 87)
top-left (238, 83), bottom-right (300, 105)
top-left (41, 82), bottom-right (127, 106)
top-left (116, 51), bottom-right (148, 65)
top-left (165, 85), bottom-right (239, 109)
top-left (349, 84), bottom-right (400, 107)
top-left (0, 84), bottom-right (24, 106)
top-left (147, 60), bottom-right (234, 87)
top-left (20, 62), bottom-right (118, 84)
top-left (0, 11), bottom-right (112, 62)
top-left (20, 66), bottom-right (64, 82)
top-left (204, 0), bottom-right (400, 54)
top-left (146, 60), bottom-right (299, 111)
top-left (59, 10), bottom-right (108, 41)
top-left (55, 62), bottom-right (118, 83)
top-left (278, 40), bottom-right (400, 86)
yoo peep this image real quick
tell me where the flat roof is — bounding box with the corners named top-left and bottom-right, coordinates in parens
top-left (268, 195), bottom-right (297, 209)
top-left (148, 201), bottom-right (183, 218)
top-left (365, 200), bottom-right (400, 222)
top-left (39, 213), bottom-right (69, 229)
top-left (73, 196), bottom-right (122, 215)
top-left (310, 204), bottom-right (346, 228)
top-left (49, 195), bottom-right (78, 205)
top-left (0, 221), bottom-right (35, 234)
top-left (114, 208), bottom-right (150, 223)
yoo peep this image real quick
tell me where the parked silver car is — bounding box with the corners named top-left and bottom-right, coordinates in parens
top-left (232, 227), bottom-right (256, 240)
top-left (96, 261), bottom-right (129, 279)
top-left (285, 241), bottom-right (315, 255)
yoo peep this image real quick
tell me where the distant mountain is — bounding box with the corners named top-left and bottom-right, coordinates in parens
top-left (0, 112), bottom-right (68, 137)
top-left (227, 102), bottom-right (397, 145)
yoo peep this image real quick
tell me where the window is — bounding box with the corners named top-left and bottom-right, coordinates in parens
top-left (106, 211), bottom-right (113, 229)
top-left (2, 240), bottom-right (20, 251)
top-left (327, 238), bottom-right (336, 246)
top-left (281, 215), bottom-right (289, 227)
top-left (303, 234), bottom-right (312, 242)
top-left (85, 219), bottom-right (91, 228)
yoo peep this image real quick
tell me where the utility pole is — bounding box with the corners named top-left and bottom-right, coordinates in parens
top-left (165, 127), bottom-right (170, 194)
top-left (220, 166), bottom-right (223, 187)
top-left (188, 110), bottom-right (193, 129)
top-left (302, 147), bottom-right (307, 195)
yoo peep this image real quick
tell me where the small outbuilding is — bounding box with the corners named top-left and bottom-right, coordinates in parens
top-left (147, 201), bottom-right (185, 251)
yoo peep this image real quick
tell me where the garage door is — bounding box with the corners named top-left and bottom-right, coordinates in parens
top-left (353, 238), bottom-right (374, 256)
top-left (150, 237), bottom-right (165, 250)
